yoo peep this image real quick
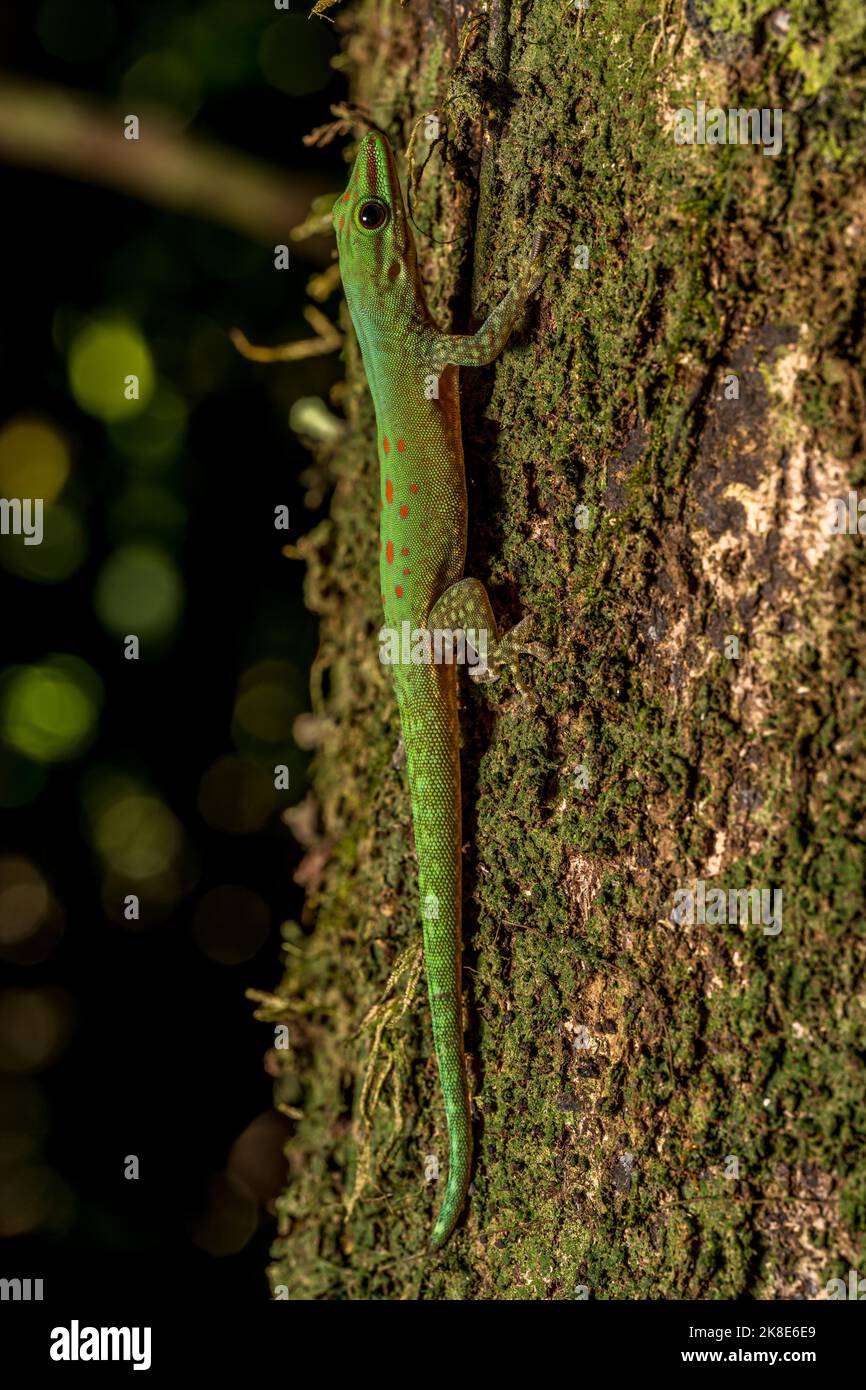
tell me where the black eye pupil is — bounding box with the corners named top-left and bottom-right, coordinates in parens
top-left (359, 201), bottom-right (386, 230)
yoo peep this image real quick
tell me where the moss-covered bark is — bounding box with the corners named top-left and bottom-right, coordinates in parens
top-left (265, 0), bottom-right (866, 1298)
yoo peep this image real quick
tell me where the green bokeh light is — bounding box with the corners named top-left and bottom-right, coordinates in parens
top-left (68, 320), bottom-right (155, 422)
top-left (1, 657), bottom-right (103, 765)
top-left (108, 485), bottom-right (187, 551)
top-left (120, 50), bottom-right (203, 128)
top-left (170, 1), bottom-right (258, 89)
top-left (184, 221), bottom-right (262, 282)
top-left (106, 383), bottom-right (187, 469)
top-left (0, 503), bottom-right (87, 584)
top-left (0, 748), bottom-right (49, 809)
top-left (259, 16), bottom-right (336, 97)
top-left (37, 0), bottom-right (116, 63)
top-left (94, 544), bottom-right (184, 641)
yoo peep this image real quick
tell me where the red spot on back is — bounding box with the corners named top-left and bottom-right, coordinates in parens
top-left (395, 586), bottom-right (404, 598)
top-left (383, 436), bottom-right (390, 455)
top-left (386, 540), bottom-right (394, 565)
top-left (342, 191), bottom-right (351, 203)
top-left (397, 438), bottom-right (406, 452)
top-left (340, 215), bottom-right (345, 231)
top-left (409, 483), bottom-right (418, 494)
top-left (403, 568), bottom-right (411, 575)
top-left (385, 479), bottom-right (394, 504)
top-left (399, 504), bottom-right (409, 519)
top-left (401, 546), bottom-right (409, 556)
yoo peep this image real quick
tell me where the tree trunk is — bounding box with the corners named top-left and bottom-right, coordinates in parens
top-left (267, 0), bottom-right (866, 1298)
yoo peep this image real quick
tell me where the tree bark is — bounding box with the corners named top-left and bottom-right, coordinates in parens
top-left (267, 0), bottom-right (866, 1298)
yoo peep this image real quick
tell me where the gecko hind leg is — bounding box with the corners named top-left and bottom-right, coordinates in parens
top-left (428, 578), bottom-right (549, 702)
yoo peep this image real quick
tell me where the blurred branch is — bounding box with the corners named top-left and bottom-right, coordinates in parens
top-left (0, 75), bottom-right (335, 263)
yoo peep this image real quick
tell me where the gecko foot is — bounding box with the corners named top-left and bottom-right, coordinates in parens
top-left (469, 614), bottom-right (549, 707)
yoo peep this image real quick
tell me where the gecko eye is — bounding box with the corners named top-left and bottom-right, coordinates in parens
top-left (357, 199), bottom-right (390, 232)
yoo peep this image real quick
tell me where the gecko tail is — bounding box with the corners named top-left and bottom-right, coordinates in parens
top-left (403, 675), bottom-right (471, 1250)
top-left (430, 1128), bottom-right (471, 1249)
top-left (423, 964), bottom-right (473, 1250)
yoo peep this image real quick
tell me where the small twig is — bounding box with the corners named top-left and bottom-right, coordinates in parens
top-left (230, 305), bottom-right (342, 363)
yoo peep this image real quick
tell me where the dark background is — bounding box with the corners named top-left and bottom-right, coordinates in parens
top-left (0, 0), bottom-right (344, 1301)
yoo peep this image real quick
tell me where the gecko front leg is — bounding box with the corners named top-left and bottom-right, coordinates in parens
top-left (429, 232), bottom-right (546, 370)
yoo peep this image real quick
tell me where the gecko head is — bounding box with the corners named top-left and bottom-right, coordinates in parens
top-left (332, 131), bottom-right (419, 320)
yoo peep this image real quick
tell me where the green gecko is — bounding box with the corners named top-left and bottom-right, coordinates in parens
top-left (332, 130), bottom-right (545, 1248)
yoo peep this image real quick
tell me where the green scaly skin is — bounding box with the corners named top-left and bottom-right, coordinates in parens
top-left (332, 132), bottom-right (544, 1248)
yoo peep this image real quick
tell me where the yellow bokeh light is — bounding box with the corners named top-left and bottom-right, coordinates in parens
top-left (0, 857), bottom-right (49, 946)
top-left (197, 755), bottom-right (275, 834)
top-left (1, 656), bottom-right (103, 764)
top-left (233, 660), bottom-right (301, 744)
top-left (0, 416), bottom-right (70, 501)
top-left (0, 989), bottom-right (73, 1072)
top-left (0, 1166), bottom-right (64, 1236)
top-left (81, 770), bottom-right (195, 915)
top-left (93, 793), bottom-right (184, 879)
top-left (68, 319), bottom-right (155, 421)
top-left (233, 684), bottom-right (296, 742)
top-left (189, 1171), bottom-right (258, 1257)
top-left (192, 884), bottom-right (270, 965)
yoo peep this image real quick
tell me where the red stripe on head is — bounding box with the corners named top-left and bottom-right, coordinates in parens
top-left (366, 137), bottom-right (378, 197)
